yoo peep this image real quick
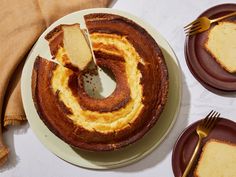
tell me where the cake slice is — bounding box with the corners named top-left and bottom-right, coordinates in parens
top-left (205, 21), bottom-right (236, 73)
top-left (194, 139), bottom-right (236, 177)
top-left (45, 24), bottom-right (92, 71)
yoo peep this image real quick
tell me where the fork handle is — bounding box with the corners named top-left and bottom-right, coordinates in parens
top-left (211, 11), bottom-right (236, 23)
top-left (182, 137), bottom-right (203, 177)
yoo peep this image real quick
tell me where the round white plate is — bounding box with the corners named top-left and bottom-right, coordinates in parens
top-left (21, 8), bottom-right (181, 169)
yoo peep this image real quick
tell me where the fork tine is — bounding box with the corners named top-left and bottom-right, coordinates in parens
top-left (206, 110), bottom-right (214, 117)
top-left (184, 26), bottom-right (201, 34)
top-left (185, 26), bottom-right (202, 35)
top-left (205, 112), bottom-right (218, 128)
top-left (199, 110), bottom-right (213, 126)
top-left (184, 19), bottom-right (200, 29)
top-left (184, 23), bottom-right (201, 31)
top-left (208, 113), bottom-right (220, 130)
top-left (203, 117), bottom-right (211, 128)
top-left (201, 110), bottom-right (215, 126)
top-left (186, 29), bottom-right (202, 36)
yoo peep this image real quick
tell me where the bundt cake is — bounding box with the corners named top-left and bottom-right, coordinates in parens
top-left (31, 13), bottom-right (168, 151)
top-left (194, 139), bottom-right (236, 177)
top-left (205, 21), bottom-right (236, 73)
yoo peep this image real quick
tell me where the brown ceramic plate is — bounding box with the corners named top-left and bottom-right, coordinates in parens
top-left (185, 3), bottom-right (236, 92)
top-left (172, 118), bottom-right (236, 177)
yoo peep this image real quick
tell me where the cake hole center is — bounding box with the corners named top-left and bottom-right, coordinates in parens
top-left (83, 66), bottom-right (116, 99)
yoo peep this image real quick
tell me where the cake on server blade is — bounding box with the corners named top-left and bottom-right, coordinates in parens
top-left (45, 23), bottom-right (93, 71)
top-left (31, 13), bottom-right (169, 151)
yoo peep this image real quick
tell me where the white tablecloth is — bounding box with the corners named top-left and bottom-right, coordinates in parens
top-left (2, 0), bottom-right (236, 176)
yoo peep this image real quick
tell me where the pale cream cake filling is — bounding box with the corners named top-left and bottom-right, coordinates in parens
top-left (51, 33), bottom-right (144, 133)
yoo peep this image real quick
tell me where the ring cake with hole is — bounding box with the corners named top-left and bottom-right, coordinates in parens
top-left (31, 13), bottom-right (169, 151)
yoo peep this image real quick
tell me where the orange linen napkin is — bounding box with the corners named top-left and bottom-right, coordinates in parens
top-left (0, 0), bottom-right (112, 166)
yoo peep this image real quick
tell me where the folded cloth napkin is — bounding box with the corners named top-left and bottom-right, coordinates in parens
top-left (0, 0), bottom-right (112, 166)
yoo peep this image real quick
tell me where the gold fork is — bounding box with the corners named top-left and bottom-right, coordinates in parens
top-left (184, 11), bottom-right (236, 36)
top-left (182, 110), bottom-right (220, 177)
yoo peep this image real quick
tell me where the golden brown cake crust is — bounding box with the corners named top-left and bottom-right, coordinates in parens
top-left (32, 13), bottom-right (168, 151)
top-left (45, 25), bottom-right (64, 56)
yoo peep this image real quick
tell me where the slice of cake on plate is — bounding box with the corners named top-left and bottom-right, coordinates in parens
top-left (205, 21), bottom-right (236, 73)
top-left (194, 139), bottom-right (236, 177)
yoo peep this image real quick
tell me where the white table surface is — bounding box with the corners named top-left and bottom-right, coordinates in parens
top-left (2, 0), bottom-right (236, 176)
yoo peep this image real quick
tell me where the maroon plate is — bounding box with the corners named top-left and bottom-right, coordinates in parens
top-left (185, 3), bottom-right (236, 92)
top-left (185, 44), bottom-right (235, 95)
top-left (172, 118), bottom-right (236, 177)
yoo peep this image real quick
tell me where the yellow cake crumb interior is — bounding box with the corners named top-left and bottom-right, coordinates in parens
top-left (51, 33), bottom-right (144, 133)
top-left (205, 22), bottom-right (236, 73)
top-left (195, 140), bottom-right (236, 177)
